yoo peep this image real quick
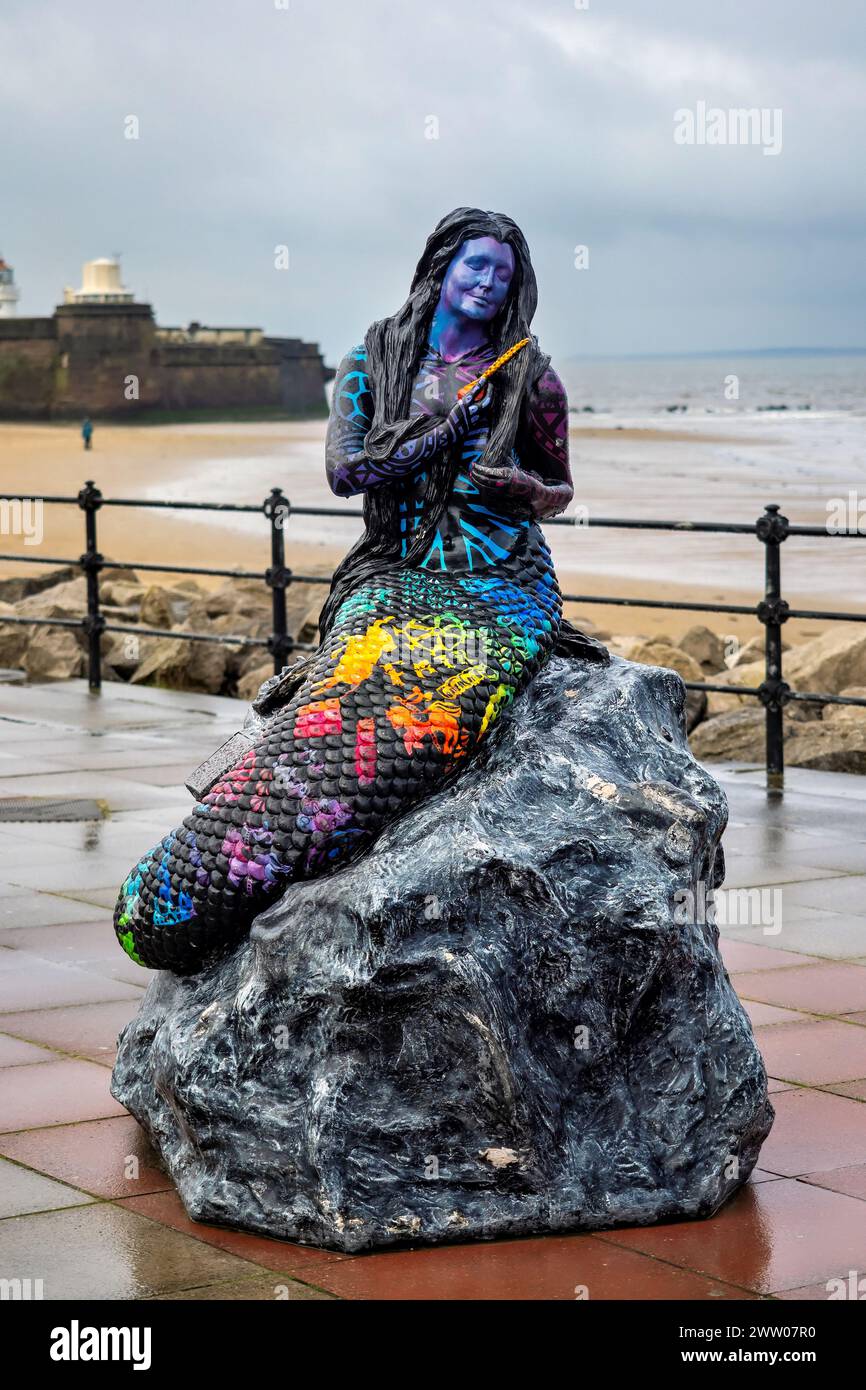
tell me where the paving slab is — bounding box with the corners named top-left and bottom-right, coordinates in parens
top-left (0, 954), bottom-right (140, 1013)
top-left (0, 1033), bottom-right (58, 1067)
top-left (736, 962), bottom-right (866, 1015)
top-left (600, 1178), bottom-right (866, 1295)
top-left (0, 1058), bottom-right (127, 1131)
top-left (0, 1155), bottom-right (94, 1218)
top-left (0, 998), bottom-right (141, 1065)
top-left (756, 1019), bottom-right (866, 1086)
top-left (0, 1204), bottom-right (277, 1300)
top-left (0, 1116), bottom-right (172, 1199)
top-left (0, 892), bottom-right (111, 931)
top-left (759, 1089), bottom-right (866, 1176)
top-left (294, 1230), bottom-right (759, 1301)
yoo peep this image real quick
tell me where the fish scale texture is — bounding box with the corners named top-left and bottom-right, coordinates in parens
top-left (111, 653), bottom-right (773, 1251)
top-left (114, 535), bottom-right (561, 972)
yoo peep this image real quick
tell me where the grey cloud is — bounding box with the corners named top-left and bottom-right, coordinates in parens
top-left (1, 0), bottom-right (863, 359)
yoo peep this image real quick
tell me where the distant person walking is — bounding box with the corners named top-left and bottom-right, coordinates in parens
top-left (82, 417), bottom-right (93, 451)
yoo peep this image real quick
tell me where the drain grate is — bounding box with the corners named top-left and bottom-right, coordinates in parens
top-left (0, 796), bottom-right (106, 823)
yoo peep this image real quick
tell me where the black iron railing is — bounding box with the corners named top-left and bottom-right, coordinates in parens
top-left (0, 485), bottom-right (864, 795)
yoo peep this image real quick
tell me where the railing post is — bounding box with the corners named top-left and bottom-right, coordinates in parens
top-left (264, 487), bottom-right (294, 676)
top-left (756, 502), bottom-right (791, 797)
top-left (77, 480), bottom-right (104, 693)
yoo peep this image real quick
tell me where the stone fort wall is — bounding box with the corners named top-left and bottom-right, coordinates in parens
top-left (0, 304), bottom-right (329, 418)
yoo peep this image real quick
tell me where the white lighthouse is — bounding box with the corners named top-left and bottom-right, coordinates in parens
top-left (0, 257), bottom-right (20, 317)
top-left (63, 257), bottom-right (134, 305)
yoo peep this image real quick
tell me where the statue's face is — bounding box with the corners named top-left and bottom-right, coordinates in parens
top-left (439, 237), bottom-right (515, 322)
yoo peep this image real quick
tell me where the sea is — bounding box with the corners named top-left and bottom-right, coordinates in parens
top-left (558, 350), bottom-right (866, 419)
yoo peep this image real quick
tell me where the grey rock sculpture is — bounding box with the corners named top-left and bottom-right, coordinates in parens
top-left (112, 653), bottom-right (773, 1251)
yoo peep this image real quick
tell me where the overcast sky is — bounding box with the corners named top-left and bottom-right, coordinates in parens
top-left (2, 0), bottom-right (864, 362)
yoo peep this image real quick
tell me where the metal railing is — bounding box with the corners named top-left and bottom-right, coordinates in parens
top-left (0, 484), bottom-right (864, 794)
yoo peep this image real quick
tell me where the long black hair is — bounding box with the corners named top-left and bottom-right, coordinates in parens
top-left (317, 207), bottom-right (550, 638)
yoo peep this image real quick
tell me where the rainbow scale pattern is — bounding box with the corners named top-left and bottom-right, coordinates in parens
top-left (114, 534), bottom-right (562, 973)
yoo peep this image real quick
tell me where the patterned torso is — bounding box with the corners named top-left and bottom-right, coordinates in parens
top-left (398, 343), bottom-right (535, 573)
top-left (329, 342), bottom-right (570, 578)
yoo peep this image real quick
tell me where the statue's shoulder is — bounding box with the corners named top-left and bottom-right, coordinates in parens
top-left (529, 356), bottom-right (567, 405)
top-left (333, 345), bottom-right (372, 403)
top-left (335, 343), bottom-right (368, 373)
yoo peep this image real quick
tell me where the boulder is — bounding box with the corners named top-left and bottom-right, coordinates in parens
top-left (236, 643), bottom-right (276, 679)
top-left (606, 634), bottom-right (670, 659)
top-left (0, 602), bottom-right (28, 668)
top-left (0, 565), bottom-right (77, 604)
top-left (112, 654), bottom-right (772, 1252)
top-left (99, 566), bottom-right (142, 588)
top-left (22, 626), bottom-right (83, 681)
top-left (628, 639), bottom-right (707, 730)
top-left (690, 703), bottom-right (866, 774)
top-left (707, 627), bottom-right (866, 724)
top-left (679, 624), bottom-right (728, 673)
top-left (729, 635), bottom-right (768, 669)
top-left (191, 577), bottom-right (271, 622)
top-left (783, 625), bottom-right (866, 697)
top-left (192, 613), bottom-right (270, 690)
top-left (786, 724), bottom-right (866, 774)
top-left (171, 578), bottom-right (207, 595)
top-left (0, 582), bottom-right (89, 679)
top-left (704, 690), bottom-right (744, 719)
top-left (15, 577), bottom-right (87, 620)
top-left (730, 633), bottom-right (800, 670)
top-left (294, 595), bottom-right (322, 648)
top-left (188, 578), bottom-right (321, 644)
top-left (138, 586), bottom-right (175, 630)
top-left (134, 582), bottom-right (210, 631)
top-left (823, 687), bottom-right (866, 729)
top-left (690, 708), bottom-right (769, 764)
top-left (101, 603), bottom-right (143, 625)
top-left (236, 660), bottom-right (274, 703)
top-left (130, 633), bottom-right (228, 694)
top-left (701, 660), bottom-right (817, 724)
top-left (99, 581), bottom-right (145, 612)
top-left (103, 630), bottom-right (146, 680)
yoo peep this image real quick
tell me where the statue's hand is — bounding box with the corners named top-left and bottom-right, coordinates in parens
top-left (471, 456), bottom-right (520, 492)
top-left (443, 385), bottom-right (491, 445)
top-left (384, 385), bottom-right (492, 469)
top-left (469, 458), bottom-right (517, 492)
top-left (471, 455), bottom-right (541, 516)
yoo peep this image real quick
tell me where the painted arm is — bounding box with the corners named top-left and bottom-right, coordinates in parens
top-left (326, 346), bottom-right (488, 497)
top-left (470, 365), bottom-right (573, 520)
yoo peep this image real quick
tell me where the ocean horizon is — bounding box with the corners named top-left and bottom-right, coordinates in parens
top-left (559, 349), bottom-right (866, 416)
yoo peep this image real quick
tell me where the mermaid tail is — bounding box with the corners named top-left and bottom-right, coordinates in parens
top-left (114, 557), bottom-right (562, 972)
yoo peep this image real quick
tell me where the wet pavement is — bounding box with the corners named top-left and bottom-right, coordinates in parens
top-left (0, 677), bottom-right (863, 1300)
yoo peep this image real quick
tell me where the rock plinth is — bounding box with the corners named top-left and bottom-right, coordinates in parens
top-left (111, 654), bottom-right (773, 1252)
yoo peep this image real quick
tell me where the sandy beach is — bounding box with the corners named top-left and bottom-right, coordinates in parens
top-left (0, 413), bottom-right (863, 651)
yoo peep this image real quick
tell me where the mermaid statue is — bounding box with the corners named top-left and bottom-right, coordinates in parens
top-left (114, 207), bottom-right (605, 973)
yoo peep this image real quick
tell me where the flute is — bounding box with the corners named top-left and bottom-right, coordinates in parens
top-left (456, 337), bottom-right (531, 400)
